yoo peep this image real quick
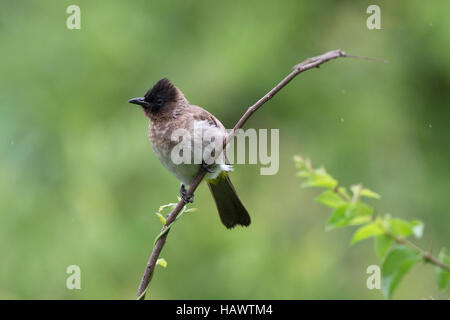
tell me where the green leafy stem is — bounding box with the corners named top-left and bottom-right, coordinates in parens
top-left (136, 199), bottom-right (197, 300)
top-left (294, 155), bottom-right (450, 299)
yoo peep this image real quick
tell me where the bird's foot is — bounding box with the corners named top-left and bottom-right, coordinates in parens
top-left (180, 184), bottom-right (194, 204)
top-left (201, 161), bottom-right (215, 173)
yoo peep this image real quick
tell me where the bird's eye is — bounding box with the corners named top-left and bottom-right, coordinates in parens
top-left (156, 98), bottom-right (164, 106)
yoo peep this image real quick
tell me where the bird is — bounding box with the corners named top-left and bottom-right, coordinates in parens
top-left (129, 78), bottom-right (250, 229)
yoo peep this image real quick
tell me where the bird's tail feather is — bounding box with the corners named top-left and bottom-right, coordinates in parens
top-left (207, 173), bottom-right (251, 229)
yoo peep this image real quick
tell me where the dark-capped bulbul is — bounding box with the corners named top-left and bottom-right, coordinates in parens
top-left (129, 78), bottom-right (250, 229)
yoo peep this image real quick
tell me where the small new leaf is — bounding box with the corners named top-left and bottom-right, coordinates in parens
top-left (375, 235), bottom-right (393, 260)
top-left (159, 202), bottom-right (177, 212)
top-left (316, 190), bottom-right (347, 208)
top-left (360, 188), bottom-right (381, 199)
top-left (347, 202), bottom-right (373, 217)
top-left (156, 258), bottom-right (168, 268)
top-left (302, 168), bottom-right (337, 189)
top-left (381, 246), bottom-right (422, 299)
top-left (184, 208), bottom-right (198, 214)
top-left (326, 203), bottom-right (372, 230)
top-left (388, 218), bottom-right (414, 238)
top-left (326, 205), bottom-right (350, 230)
top-left (351, 222), bottom-right (384, 245)
top-left (155, 212), bottom-right (166, 226)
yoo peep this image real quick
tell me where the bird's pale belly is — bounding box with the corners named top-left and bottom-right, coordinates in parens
top-left (151, 142), bottom-right (231, 187)
top-left (151, 143), bottom-right (201, 186)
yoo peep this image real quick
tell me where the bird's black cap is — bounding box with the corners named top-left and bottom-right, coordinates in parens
top-left (129, 78), bottom-right (177, 111)
top-left (144, 78), bottom-right (177, 103)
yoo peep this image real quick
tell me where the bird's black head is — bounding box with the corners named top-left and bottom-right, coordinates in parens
top-left (128, 78), bottom-right (177, 113)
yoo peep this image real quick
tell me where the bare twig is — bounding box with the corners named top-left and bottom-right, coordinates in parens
top-left (136, 49), bottom-right (370, 299)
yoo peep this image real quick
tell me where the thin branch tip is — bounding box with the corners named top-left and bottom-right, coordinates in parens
top-left (345, 54), bottom-right (388, 64)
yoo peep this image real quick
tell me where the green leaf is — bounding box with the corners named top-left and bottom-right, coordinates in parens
top-left (326, 205), bottom-right (350, 230)
top-left (435, 248), bottom-right (450, 291)
top-left (375, 235), bottom-right (393, 260)
top-left (159, 202), bottom-right (177, 212)
top-left (326, 203), bottom-right (372, 230)
top-left (155, 212), bottom-right (166, 225)
top-left (351, 222), bottom-right (384, 245)
top-left (156, 258), bottom-right (168, 268)
top-left (302, 168), bottom-right (337, 188)
top-left (360, 188), bottom-right (381, 199)
top-left (350, 215), bottom-right (373, 225)
top-left (315, 190), bottom-right (347, 208)
top-left (381, 246), bottom-right (422, 299)
top-left (183, 207), bottom-right (198, 214)
top-left (388, 218), bottom-right (414, 237)
top-left (347, 201), bottom-right (373, 217)
top-left (382, 217), bottom-right (423, 239)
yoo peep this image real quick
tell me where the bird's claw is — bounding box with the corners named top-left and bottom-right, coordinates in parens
top-left (201, 161), bottom-right (215, 173)
top-left (180, 184), bottom-right (194, 203)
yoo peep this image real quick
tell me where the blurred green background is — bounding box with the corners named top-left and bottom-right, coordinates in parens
top-left (1, 0), bottom-right (449, 299)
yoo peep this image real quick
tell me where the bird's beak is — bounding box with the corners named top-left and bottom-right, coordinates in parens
top-left (128, 97), bottom-right (149, 108)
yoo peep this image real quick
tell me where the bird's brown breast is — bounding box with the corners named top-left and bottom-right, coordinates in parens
top-left (147, 100), bottom-right (186, 149)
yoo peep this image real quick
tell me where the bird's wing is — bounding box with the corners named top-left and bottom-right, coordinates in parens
top-left (190, 105), bottom-right (226, 132)
top-left (188, 105), bottom-right (230, 166)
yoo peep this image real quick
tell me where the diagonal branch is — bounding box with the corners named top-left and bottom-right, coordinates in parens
top-left (388, 233), bottom-right (450, 272)
top-left (136, 49), bottom-right (371, 299)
